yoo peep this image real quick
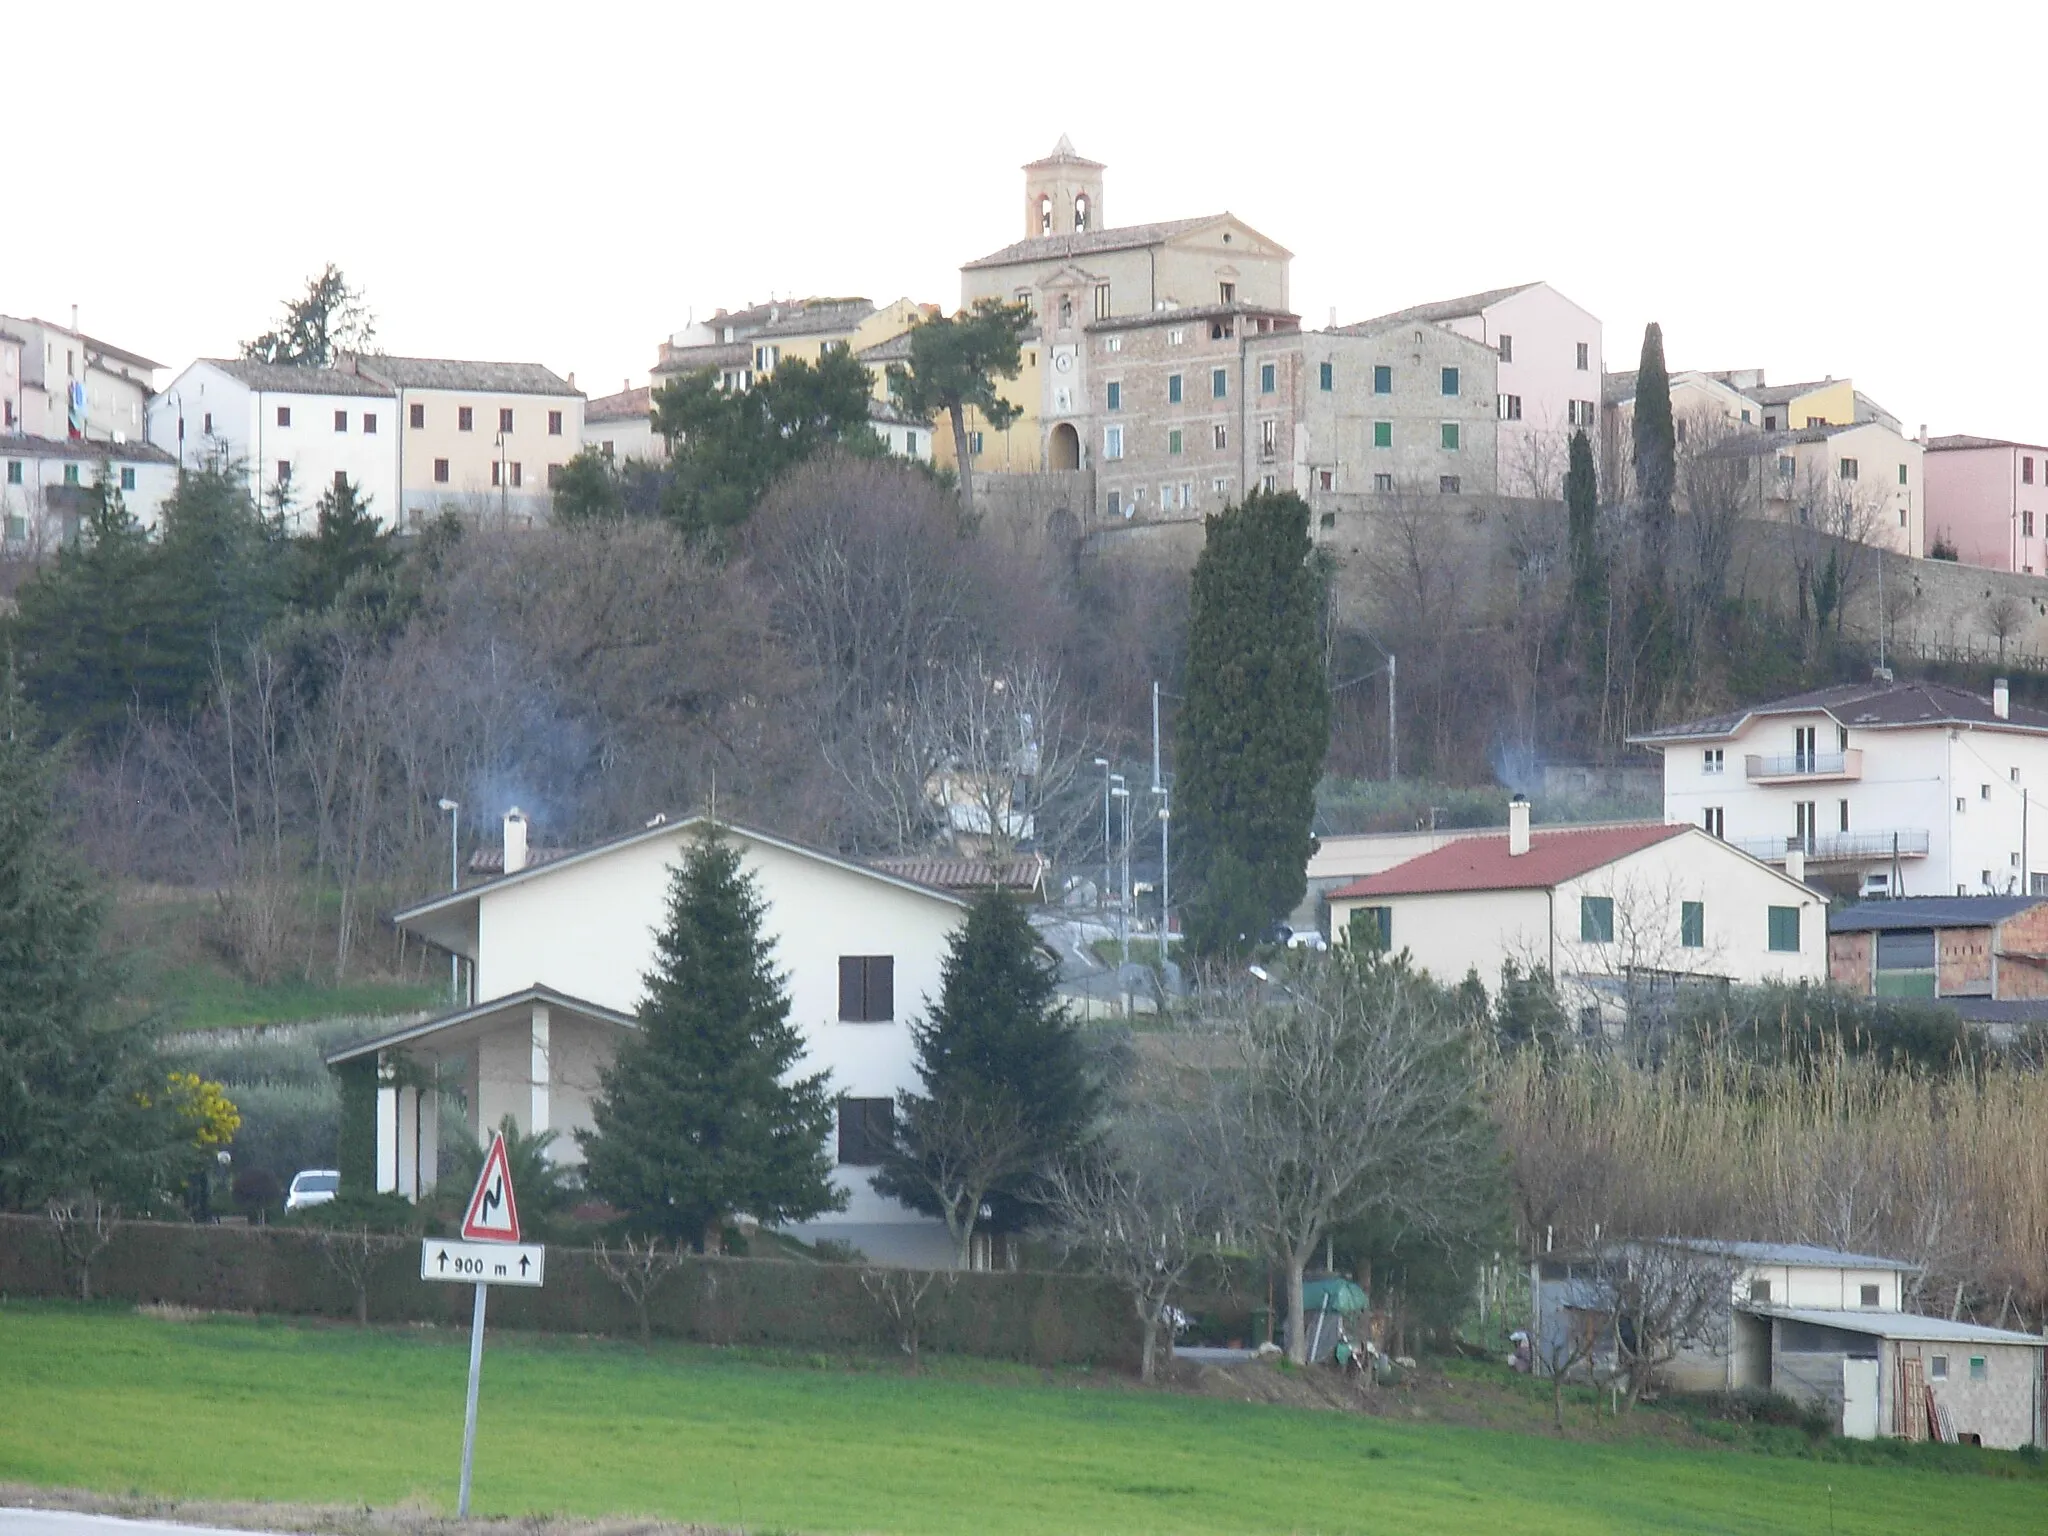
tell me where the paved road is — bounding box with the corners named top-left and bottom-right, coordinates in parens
top-left (0, 1513), bottom-right (280, 1536)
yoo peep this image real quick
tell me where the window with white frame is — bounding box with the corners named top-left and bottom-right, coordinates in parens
top-left (1104, 425), bottom-right (1124, 460)
top-left (1704, 748), bottom-right (1724, 774)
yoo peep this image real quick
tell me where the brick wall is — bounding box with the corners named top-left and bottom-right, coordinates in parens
top-left (1993, 902), bottom-right (2048, 997)
top-left (1937, 927), bottom-right (1995, 994)
top-left (1831, 930), bottom-right (1873, 991)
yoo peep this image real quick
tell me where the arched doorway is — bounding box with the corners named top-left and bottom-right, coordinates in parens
top-left (1049, 422), bottom-right (1080, 471)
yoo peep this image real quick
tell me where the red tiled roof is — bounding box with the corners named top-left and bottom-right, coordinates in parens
top-left (1328, 823), bottom-right (1685, 899)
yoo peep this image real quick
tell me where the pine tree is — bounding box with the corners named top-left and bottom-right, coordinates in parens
top-left (0, 671), bottom-right (178, 1210)
top-left (1633, 321), bottom-right (1676, 573)
top-left (1177, 490), bottom-right (1331, 956)
top-left (292, 474), bottom-right (394, 614)
top-left (577, 832), bottom-right (841, 1247)
top-left (886, 299), bottom-right (1033, 515)
top-left (873, 891), bottom-right (1095, 1259)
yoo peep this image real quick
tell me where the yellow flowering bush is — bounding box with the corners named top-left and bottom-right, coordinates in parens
top-left (163, 1071), bottom-right (241, 1149)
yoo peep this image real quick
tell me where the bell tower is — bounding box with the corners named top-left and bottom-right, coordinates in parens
top-left (1023, 135), bottom-right (1106, 239)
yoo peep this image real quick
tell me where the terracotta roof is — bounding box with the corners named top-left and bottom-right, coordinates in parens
top-left (963, 214), bottom-right (1233, 271)
top-left (1630, 680), bottom-right (2048, 744)
top-left (1327, 823), bottom-right (1684, 899)
top-left (869, 853), bottom-right (1048, 893)
top-left (466, 845), bottom-right (569, 875)
top-left (1341, 282), bottom-right (1542, 331)
top-left (202, 358), bottom-right (395, 396)
top-left (584, 385), bottom-right (652, 424)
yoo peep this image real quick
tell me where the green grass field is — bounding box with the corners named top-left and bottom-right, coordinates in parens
top-left (0, 1304), bottom-right (2039, 1535)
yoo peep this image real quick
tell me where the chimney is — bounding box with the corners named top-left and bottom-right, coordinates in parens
top-left (567, 371), bottom-right (576, 390)
top-left (1508, 794), bottom-right (1532, 857)
top-left (1994, 677), bottom-right (2011, 720)
top-left (1784, 841), bottom-right (1806, 884)
top-left (1917, 423), bottom-right (1927, 445)
top-left (503, 808), bottom-right (529, 874)
top-left (623, 377), bottom-right (630, 394)
top-left (70, 303), bottom-right (78, 333)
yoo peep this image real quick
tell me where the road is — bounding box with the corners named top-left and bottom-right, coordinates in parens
top-left (0, 1514), bottom-right (280, 1536)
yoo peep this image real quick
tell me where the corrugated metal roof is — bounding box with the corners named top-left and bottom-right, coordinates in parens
top-left (1746, 1306), bottom-right (2047, 1346)
top-left (1828, 897), bottom-right (2045, 933)
top-left (1327, 823), bottom-right (1684, 898)
top-left (869, 854), bottom-right (1047, 892)
top-left (1671, 1238), bottom-right (1914, 1271)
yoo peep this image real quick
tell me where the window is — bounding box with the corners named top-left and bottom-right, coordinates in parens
top-left (548, 410), bottom-right (563, 436)
top-left (1168, 327), bottom-right (1186, 346)
top-left (1580, 896), bottom-right (1615, 944)
top-left (1439, 475), bottom-right (1461, 494)
top-left (458, 406), bottom-right (474, 432)
top-left (838, 956), bottom-right (895, 1021)
top-left (968, 430), bottom-right (984, 455)
top-left (1859, 1284), bottom-right (1880, 1308)
top-left (1839, 457), bottom-right (1859, 480)
top-left (1104, 425), bottom-right (1124, 460)
top-left (1374, 421), bottom-right (1392, 449)
top-left (1957, 797), bottom-right (1968, 813)
top-left (410, 402), bottom-right (425, 429)
top-left (63, 463), bottom-right (79, 485)
top-left (1777, 454), bottom-right (1795, 479)
top-left (1260, 362), bottom-right (1276, 395)
top-left (363, 412), bottom-right (377, 434)
top-left (2028, 511), bottom-right (2037, 538)
top-left (4, 462), bottom-right (17, 485)
top-left (1169, 429), bottom-right (1183, 456)
top-left (1107, 489), bottom-right (1123, 517)
top-left (499, 408), bottom-right (514, 434)
top-left (1168, 373), bottom-right (1183, 404)
top-left (1095, 284), bottom-right (1111, 320)
top-left (1213, 424), bottom-right (1228, 450)
top-left (1319, 469), bottom-right (1334, 492)
top-left (1373, 364), bottom-right (1392, 395)
top-left (1898, 463), bottom-right (1908, 486)
top-left (1218, 281), bottom-right (1236, 304)
top-left (1930, 1355), bottom-right (1949, 1381)
top-left (1682, 901), bottom-right (1704, 948)
top-left (1441, 366), bottom-right (1460, 396)
top-left (1102, 336), bottom-right (1121, 354)
top-left (274, 460), bottom-right (291, 485)
top-left (837, 1098), bottom-right (894, 1166)
top-left (755, 344), bottom-right (779, 370)
top-left (1983, 783), bottom-right (1993, 800)
top-left (1211, 368), bottom-right (1228, 399)
top-left (1106, 381), bottom-right (1121, 412)
top-left (1498, 334), bottom-right (1513, 363)
top-left (1704, 748), bottom-right (1725, 775)
top-left (1768, 905), bottom-right (1801, 952)
top-left (1319, 509), bottom-right (1335, 527)
top-left (491, 461), bottom-right (501, 487)
top-left (1373, 472), bottom-right (1394, 492)
top-left (547, 463), bottom-right (564, 487)
top-left (1260, 418), bottom-right (1277, 457)
top-left (1576, 341), bottom-right (1589, 370)
top-left (1839, 799), bottom-right (1851, 832)
top-left (1703, 806), bottom-right (1724, 838)
top-left (1749, 1279), bottom-right (1772, 1303)
top-left (1969, 1355), bottom-right (1987, 1382)
top-left (1442, 422), bottom-right (1460, 451)
top-left (119, 466), bottom-right (135, 491)
top-left (1261, 473), bottom-right (1275, 493)
top-left (1319, 361), bottom-right (1333, 392)
top-left (433, 458), bottom-right (450, 483)
top-left (1741, 408), bottom-right (1752, 424)
top-left (1059, 294), bottom-right (1073, 328)
top-left (906, 431), bottom-right (919, 456)
top-left (1499, 394), bottom-right (1522, 420)
top-left (333, 470), bottom-right (347, 492)
top-left (510, 462), bottom-right (522, 488)
top-left (1350, 906), bottom-right (1392, 951)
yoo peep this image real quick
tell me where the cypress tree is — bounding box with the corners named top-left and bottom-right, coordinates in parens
top-left (0, 670), bottom-right (177, 1209)
top-left (1633, 321), bottom-right (1676, 573)
top-left (1566, 428), bottom-right (1604, 646)
top-left (874, 891), bottom-right (1096, 1254)
top-left (578, 832), bottom-right (841, 1247)
top-left (1177, 490), bottom-right (1331, 955)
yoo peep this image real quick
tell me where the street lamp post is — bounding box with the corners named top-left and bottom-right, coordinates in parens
top-left (1111, 782), bottom-right (1131, 968)
top-left (437, 797), bottom-right (460, 1003)
top-left (1093, 757), bottom-right (1112, 910)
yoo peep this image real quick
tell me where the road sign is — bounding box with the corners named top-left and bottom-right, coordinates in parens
top-left (461, 1130), bottom-right (521, 1242)
top-left (420, 1238), bottom-right (546, 1288)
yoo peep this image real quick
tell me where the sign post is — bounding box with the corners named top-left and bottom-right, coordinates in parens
top-left (419, 1130), bottom-right (536, 1518)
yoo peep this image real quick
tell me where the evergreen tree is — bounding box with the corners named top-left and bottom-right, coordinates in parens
top-left (241, 264), bottom-right (376, 365)
top-left (886, 299), bottom-right (1032, 515)
top-left (578, 832), bottom-right (841, 1247)
top-left (292, 474), bottom-right (395, 614)
top-left (1633, 321), bottom-right (1676, 573)
top-left (549, 448), bottom-right (625, 525)
top-left (0, 671), bottom-right (178, 1210)
top-left (873, 891), bottom-right (1096, 1259)
top-left (152, 462), bottom-right (289, 707)
top-left (1565, 428), bottom-right (1604, 659)
top-left (1177, 490), bottom-right (1331, 956)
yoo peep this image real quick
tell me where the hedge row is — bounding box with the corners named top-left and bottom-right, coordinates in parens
top-left (0, 1214), bottom-right (1138, 1370)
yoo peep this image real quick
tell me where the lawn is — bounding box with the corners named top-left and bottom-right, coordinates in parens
top-left (1, 1306), bottom-right (2039, 1534)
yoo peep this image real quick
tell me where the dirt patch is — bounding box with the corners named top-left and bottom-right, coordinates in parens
top-left (0, 1486), bottom-right (737, 1536)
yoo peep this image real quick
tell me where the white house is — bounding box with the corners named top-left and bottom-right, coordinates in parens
top-left (868, 398), bottom-right (934, 463)
top-left (1325, 800), bottom-right (1825, 1019)
top-left (1631, 678), bottom-right (2048, 900)
top-left (327, 814), bottom-right (968, 1265)
top-left (1345, 281), bottom-right (1602, 496)
top-left (146, 359), bottom-right (402, 531)
top-left (1, 434), bottom-right (177, 545)
top-left (582, 384), bottom-right (664, 463)
top-left (0, 311), bottom-right (159, 444)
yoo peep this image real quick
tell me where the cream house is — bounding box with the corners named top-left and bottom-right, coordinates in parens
top-left (328, 814), bottom-right (968, 1264)
top-left (333, 353), bottom-right (583, 526)
top-left (1326, 800), bottom-right (1825, 1025)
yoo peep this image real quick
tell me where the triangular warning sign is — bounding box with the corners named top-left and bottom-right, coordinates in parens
top-left (461, 1131), bottom-right (522, 1243)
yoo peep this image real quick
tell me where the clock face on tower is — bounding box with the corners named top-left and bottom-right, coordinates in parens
top-left (1054, 351), bottom-right (1073, 373)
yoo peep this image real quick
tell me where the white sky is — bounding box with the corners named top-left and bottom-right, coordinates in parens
top-left (12, 2), bottom-right (2042, 440)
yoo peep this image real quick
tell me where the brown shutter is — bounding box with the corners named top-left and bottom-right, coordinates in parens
top-left (869, 957), bottom-right (894, 1021)
top-left (839, 957), bottom-right (863, 1021)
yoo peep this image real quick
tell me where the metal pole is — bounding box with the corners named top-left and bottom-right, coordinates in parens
top-left (1159, 791), bottom-right (1171, 952)
top-left (1387, 652), bottom-right (1399, 782)
top-left (1152, 681), bottom-right (1162, 794)
top-left (1095, 759), bottom-right (1111, 912)
top-left (1153, 680), bottom-right (1168, 953)
top-left (457, 1280), bottom-right (487, 1516)
top-left (449, 803), bottom-right (460, 1002)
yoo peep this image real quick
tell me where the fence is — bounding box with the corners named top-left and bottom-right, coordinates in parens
top-left (0, 1215), bottom-right (1139, 1370)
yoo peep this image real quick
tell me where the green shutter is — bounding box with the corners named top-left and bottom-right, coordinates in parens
top-left (1442, 422), bottom-right (1460, 450)
top-left (1106, 381), bottom-right (1120, 411)
top-left (1212, 368), bottom-right (1228, 399)
top-left (1260, 362), bottom-right (1276, 394)
top-left (1169, 373), bottom-right (1182, 403)
top-left (1373, 364), bottom-right (1391, 394)
top-left (1374, 421), bottom-right (1391, 448)
top-left (1442, 366), bottom-right (1460, 396)
top-left (1681, 901), bottom-right (1704, 948)
top-left (1768, 905), bottom-right (1801, 952)
top-left (1319, 361), bottom-right (1334, 391)
top-left (1580, 896), bottom-right (1614, 943)
top-left (1169, 429), bottom-right (1182, 456)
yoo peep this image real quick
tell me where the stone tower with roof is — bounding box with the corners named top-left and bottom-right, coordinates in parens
top-left (1024, 135), bottom-right (1106, 239)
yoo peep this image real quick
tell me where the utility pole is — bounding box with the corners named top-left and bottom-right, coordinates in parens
top-left (1152, 681), bottom-right (1169, 951)
top-left (1094, 757), bottom-right (1112, 911)
top-left (1387, 652), bottom-right (1399, 782)
top-left (438, 797), bottom-right (461, 1003)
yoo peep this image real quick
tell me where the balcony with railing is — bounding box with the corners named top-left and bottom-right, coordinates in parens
top-left (1731, 829), bottom-right (1929, 865)
top-left (1744, 749), bottom-right (1863, 784)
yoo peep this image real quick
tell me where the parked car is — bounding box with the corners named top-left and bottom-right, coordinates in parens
top-left (285, 1169), bottom-right (341, 1211)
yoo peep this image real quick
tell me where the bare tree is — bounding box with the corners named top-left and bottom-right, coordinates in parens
top-left (1195, 955), bottom-right (1496, 1364)
top-left (1561, 869), bottom-right (1730, 1054)
top-left (916, 656), bottom-right (1093, 863)
top-left (1535, 1293), bottom-right (1607, 1433)
top-left (881, 1091), bottom-right (1039, 1268)
top-left (859, 1266), bottom-right (958, 1370)
top-left (312, 1226), bottom-right (398, 1326)
top-left (1781, 459), bottom-right (1892, 650)
top-left (1982, 589), bottom-right (2030, 666)
top-left (593, 1233), bottom-right (691, 1350)
top-left (1608, 1240), bottom-right (1739, 1409)
top-left (45, 1196), bottom-right (120, 1303)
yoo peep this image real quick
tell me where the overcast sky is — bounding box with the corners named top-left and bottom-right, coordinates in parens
top-left (12, 3), bottom-right (2040, 440)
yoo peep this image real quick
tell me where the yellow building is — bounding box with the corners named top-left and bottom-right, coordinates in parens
top-left (854, 317), bottom-right (1043, 476)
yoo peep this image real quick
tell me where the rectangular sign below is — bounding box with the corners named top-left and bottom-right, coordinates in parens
top-left (421, 1238), bottom-right (546, 1287)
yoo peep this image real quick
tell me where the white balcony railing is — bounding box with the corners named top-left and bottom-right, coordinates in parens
top-left (1731, 829), bottom-right (1929, 864)
top-left (1744, 749), bottom-right (1863, 782)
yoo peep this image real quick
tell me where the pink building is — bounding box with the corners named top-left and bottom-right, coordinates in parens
top-left (1925, 434), bottom-right (2048, 573)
